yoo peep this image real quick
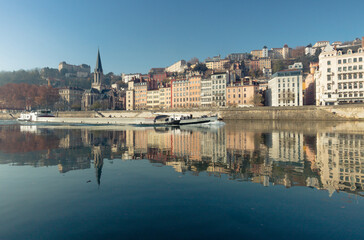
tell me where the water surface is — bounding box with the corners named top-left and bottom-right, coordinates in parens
top-left (0, 120), bottom-right (363, 239)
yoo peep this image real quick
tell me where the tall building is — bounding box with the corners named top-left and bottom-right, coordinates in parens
top-left (267, 69), bottom-right (303, 106)
top-left (188, 76), bottom-right (201, 107)
top-left (315, 42), bottom-right (364, 105)
top-left (201, 78), bottom-right (212, 107)
top-left (262, 46), bottom-right (268, 58)
top-left (172, 79), bottom-right (189, 108)
top-left (211, 73), bottom-right (229, 107)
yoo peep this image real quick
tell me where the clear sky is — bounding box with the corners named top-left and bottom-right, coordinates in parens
top-left (0, 0), bottom-right (363, 74)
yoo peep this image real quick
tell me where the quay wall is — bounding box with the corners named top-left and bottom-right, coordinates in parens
top-left (1, 104), bottom-right (364, 121)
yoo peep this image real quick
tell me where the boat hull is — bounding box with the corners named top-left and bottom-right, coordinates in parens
top-left (179, 116), bottom-right (218, 125)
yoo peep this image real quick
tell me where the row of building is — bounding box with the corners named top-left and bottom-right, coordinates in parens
top-left (57, 37), bottom-right (364, 110)
top-left (267, 37), bottom-right (364, 106)
top-left (125, 73), bottom-right (260, 110)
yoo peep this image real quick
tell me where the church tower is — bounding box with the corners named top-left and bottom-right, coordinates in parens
top-left (92, 49), bottom-right (103, 91)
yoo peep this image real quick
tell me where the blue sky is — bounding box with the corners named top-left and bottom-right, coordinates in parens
top-left (0, 0), bottom-right (363, 74)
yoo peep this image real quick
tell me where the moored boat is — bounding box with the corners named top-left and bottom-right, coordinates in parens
top-left (17, 110), bottom-right (55, 122)
top-left (178, 114), bottom-right (218, 125)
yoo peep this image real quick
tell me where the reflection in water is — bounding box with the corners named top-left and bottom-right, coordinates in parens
top-left (0, 121), bottom-right (363, 197)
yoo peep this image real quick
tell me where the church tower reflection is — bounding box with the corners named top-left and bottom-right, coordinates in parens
top-left (92, 146), bottom-right (104, 186)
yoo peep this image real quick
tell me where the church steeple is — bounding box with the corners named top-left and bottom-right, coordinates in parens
top-left (92, 49), bottom-right (103, 91)
top-left (95, 49), bottom-right (103, 73)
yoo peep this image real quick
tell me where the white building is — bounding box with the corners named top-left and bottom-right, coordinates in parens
top-left (305, 44), bottom-right (316, 56)
top-left (201, 78), bottom-right (212, 107)
top-left (313, 41), bottom-right (330, 48)
top-left (122, 73), bottom-right (141, 83)
top-left (165, 60), bottom-right (187, 73)
top-left (211, 73), bottom-right (229, 107)
top-left (315, 43), bottom-right (364, 106)
top-left (267, 69), bottom-right (303, 106)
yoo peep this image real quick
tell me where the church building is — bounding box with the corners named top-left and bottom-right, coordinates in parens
top-left (82, 49), bottom-right (122, 110)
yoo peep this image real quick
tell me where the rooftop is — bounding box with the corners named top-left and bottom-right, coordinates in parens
top-left (272, 69), bottom-right (302, 78)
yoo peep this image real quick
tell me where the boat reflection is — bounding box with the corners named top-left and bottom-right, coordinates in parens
top-left (0, 121), bottom-right (363, 197)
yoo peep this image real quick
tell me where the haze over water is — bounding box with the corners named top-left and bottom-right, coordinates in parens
top-left (0, 120), bottom-right (363, 239)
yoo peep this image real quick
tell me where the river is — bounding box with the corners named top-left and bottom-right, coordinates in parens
top-left (0, 120), bottom-right (363, 239)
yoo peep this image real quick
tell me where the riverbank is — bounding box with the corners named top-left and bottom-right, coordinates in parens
top-left (1, 104), bottom-right (364, 121)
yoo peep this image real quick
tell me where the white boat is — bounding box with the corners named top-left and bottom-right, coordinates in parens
top-left (17, 110), bottom-right (55, 122)
top-left (178, 114), bottom-right (218, 125)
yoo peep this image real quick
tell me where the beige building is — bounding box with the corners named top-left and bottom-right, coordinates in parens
top-left (58, 87), bottom-right (84, 109)
top-left (226, 85), bottom-right (259, 106)
top-left (205, 58), bottom-right (230, 71)
top-left (146, 90), bottom-right (160, 109)
top-left (188, 76), bottom-right (201, 107)
top-left (134, 82), bottom-right (148, 110)
top-left (172, 79), bottom-right (189, 108)
top-left (159, 86), bottom-right (171, 109)
top-left (259, 58), bottom-right (272, 70)
top-left (251, 50), bottom-right (262, 58)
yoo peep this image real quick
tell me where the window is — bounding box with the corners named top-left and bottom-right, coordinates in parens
top-left (359, 65), bottom-right (363, 70)
top-left (327, 75), bottom-right (331, 81)
top-left (328, 68), bottom-right (331, 73)
top-left (343, 67), bottom-right (347, 71)
top-left (338, 67), bottom-right (342, 72)
top-left (348, 66), bottom-right (352, 71)
top-left (354, 58), bottom-right (357, 62)
top-left (327, 60), bottom-right (331, 65)
top-left (338, 59), bottom-right (342, 64)
top-left (343, 59), bottom-right (347, 64)
top-left (354, 66), bottom-right (357, 70)
top-left (338, 74), bottom-right (342, 80)
top-left (359, 57), bottom-right (363, 62)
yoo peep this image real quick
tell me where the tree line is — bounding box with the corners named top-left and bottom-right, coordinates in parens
top-left (0, 83), bottom-right (59, 110)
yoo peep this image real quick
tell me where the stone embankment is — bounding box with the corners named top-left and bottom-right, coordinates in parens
top-left (1, 104), bottom-right (364, 121)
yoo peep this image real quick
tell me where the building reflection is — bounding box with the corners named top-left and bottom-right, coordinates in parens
top-left (0, 122), bottom-right (363, 197)
top-left (316, 133), bottom-right (364, 196)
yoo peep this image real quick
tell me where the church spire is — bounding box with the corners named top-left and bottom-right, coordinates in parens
top-left (92, 48), bottom-right (104, 91)
top-left (95, 49), bottom-right (103, 73)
